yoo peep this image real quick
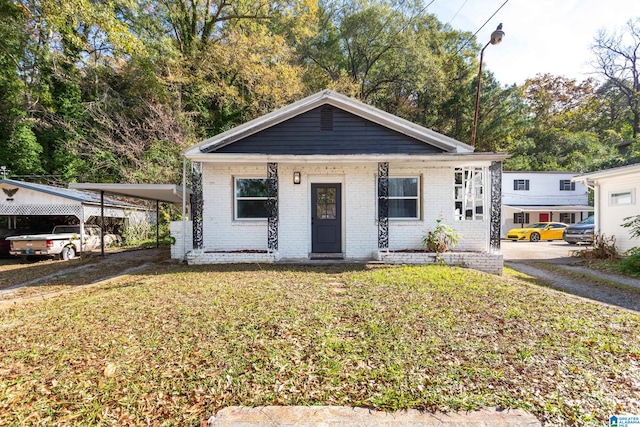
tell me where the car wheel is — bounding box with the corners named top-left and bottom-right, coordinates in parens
top-left (530, 232), bottom-right (540, 242)
top-left (61, 246), bottom-right (76, 260)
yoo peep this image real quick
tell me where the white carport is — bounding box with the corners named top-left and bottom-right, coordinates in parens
top-left (0, 179), bottom-right (149, 253)
top-left (69, 183), bottom-right (191, 255)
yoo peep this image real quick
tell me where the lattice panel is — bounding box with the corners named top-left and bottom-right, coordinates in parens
top-left (378, 162), bottom-right (389, 249)
top-left (0, 204), bottom-right (83, 219)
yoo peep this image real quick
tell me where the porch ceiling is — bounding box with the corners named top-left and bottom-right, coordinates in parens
top-left (185, 153), bottom-right (510, 167)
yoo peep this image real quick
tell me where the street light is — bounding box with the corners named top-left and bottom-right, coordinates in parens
top-left (471, 23), bottom-right (505, 148)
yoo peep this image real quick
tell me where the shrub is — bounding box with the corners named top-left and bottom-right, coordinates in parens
top-left (622, 214), bottom-right (640, 239)
top-left (422, 218), bottom-right (460, 257)
top-left (578, 233), bottom-right (619, 260)
top-left (618, 253), bottom-right (640, 275)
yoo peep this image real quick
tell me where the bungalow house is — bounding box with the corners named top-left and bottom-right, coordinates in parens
top-left (573, 163), bottom-right (640, 253)
top-left (178, 90), bottom-right (508, 274)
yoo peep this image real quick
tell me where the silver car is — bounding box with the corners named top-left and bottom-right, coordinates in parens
top-left (563, 216), bottom-right (594, 244)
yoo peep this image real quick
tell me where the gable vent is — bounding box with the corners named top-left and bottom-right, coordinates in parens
top-left (320, 107), bottom-right (334, 131)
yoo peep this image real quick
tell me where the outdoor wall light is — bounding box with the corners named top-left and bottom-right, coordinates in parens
top-left (293, 171), bottom-right (301, 184)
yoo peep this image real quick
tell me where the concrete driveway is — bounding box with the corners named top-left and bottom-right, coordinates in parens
top-left (500, 239), bottom-right (586, 262)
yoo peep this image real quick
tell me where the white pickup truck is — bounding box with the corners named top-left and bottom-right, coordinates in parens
top-left (7, 225), bottom-right (102, 260)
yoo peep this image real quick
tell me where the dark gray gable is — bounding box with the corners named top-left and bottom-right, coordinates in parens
top-left (206, 106), bottom-right (445, 154)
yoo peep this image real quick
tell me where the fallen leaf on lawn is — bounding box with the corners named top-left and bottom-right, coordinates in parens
top-left (104, 363), bottom-right (117, 378)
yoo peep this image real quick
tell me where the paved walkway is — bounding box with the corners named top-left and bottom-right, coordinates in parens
top-left (206, 406), bottom-right (541, 427)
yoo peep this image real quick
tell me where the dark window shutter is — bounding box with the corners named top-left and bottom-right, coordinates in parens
top-left (321, 107), bottom-right (333, 131)
top-left (513, 180), bottom-right (517, 190)
top-left (525, 180), bottom-right (530, 190)
top-left (559, 180), bottom-right (563, 191)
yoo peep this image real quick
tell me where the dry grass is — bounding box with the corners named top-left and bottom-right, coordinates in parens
top-left (0, 261), bottom-right (638, 426)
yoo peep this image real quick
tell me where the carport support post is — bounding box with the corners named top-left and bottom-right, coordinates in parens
top-left (156, 199), bottom-right (159, 248)
top-left (101, 190), bottom-right (105, 256)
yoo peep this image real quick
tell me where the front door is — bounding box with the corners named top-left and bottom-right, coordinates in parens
top-left (311, 183), bottom-right (342, 253)
top-left (539, 213), bottom-right (549, 222)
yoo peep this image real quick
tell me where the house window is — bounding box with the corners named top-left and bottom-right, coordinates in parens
top-left (513, 179), bottom-right (529, 191)
top-left (559, 180), bottom-right (575, 191)
top-left (380, 177), bottom-right (420, 219)
top-left (513, 212), bottom-right (530, 224)
top-left (235, 178), bottom-right (269, 219)
top-left (610, 190), bottom-right (635, 206)
top-left (454, 167), bottom-right (484, 221)
top-left (559, 213), bottom-right (575, 223)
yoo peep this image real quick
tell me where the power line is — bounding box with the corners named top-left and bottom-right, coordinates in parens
top-left (447, 0), bottom-right (469, 26)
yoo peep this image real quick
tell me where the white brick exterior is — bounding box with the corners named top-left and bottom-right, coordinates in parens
top-left (188, 162), bottom-right (492, 261)
top-left (376, 251), bottom-right (503, 275)
top-left (170, 220), bottom-right (193, 259)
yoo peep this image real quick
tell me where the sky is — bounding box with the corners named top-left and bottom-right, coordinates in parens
top-left (428, 0), bottom-right (640, 86)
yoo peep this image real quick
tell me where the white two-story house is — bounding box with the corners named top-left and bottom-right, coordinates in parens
top-left (501, 171), bottom-right (593, 237)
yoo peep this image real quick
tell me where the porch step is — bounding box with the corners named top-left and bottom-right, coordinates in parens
top-left (310, 253), bottom-right (344, 260)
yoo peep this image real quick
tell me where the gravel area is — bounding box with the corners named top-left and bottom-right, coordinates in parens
top-left (506, 261), bottom-right (640, 312)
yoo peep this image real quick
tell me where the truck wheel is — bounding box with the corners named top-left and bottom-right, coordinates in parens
top-left (61, 246), bottom-right (76, 260)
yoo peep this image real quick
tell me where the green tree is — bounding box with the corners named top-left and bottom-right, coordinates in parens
top-left (0, 0), bottom-right (44, 175)
top-left (591, 18), bottom-right (640, 138)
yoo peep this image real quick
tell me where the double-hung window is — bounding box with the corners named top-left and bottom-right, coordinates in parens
top-left (380, 177), bottom-right (420, 219)
top-left (454, 167), bottom-right (484, 221)
top-left (559, 213), bottom-right (576, 223)
top-left (513, 179), bottom-right (529, 191)
top-left (559, 180), bottom-right (575, 191)
top-left (235, 178), bottom-right (268, 219)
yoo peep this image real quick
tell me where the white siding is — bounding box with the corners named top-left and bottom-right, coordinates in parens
top-left (199, 162), bottom-right (491, 258)
top-left (502, 172), bottom-right (588, 206)
top-left (595, 171), bottom-right (640, 253)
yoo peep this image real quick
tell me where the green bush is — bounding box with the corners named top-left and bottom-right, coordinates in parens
top-left (618, 252), bottom-right (640, 275)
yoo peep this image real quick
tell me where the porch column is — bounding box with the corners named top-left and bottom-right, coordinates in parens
top-left (490, 161), bottom-right (502, 253)
top-left (191, 161), bottom-right (203, 250)
top-left (378, 162), bottom-right (389, 249)
top-left (267, 162), bottom-right (278, 252)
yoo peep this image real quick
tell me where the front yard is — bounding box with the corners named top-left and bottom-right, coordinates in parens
top-left (0, 261), bottom-right (638, 425)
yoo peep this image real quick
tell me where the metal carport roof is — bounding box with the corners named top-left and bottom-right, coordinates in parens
top-left (68, 183), bottom-right (190, 204)
top-left (68, 183), bottom-right (191, 255)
